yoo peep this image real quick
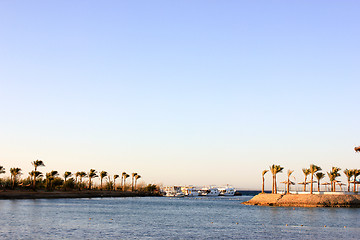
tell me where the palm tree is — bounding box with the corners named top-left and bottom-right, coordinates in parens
top-left (113, 174), bottom-right (119, 190)
top-left (46, 170), bottom-right (59, 190)
top-left (121, 172), bottom-right (127, 191)
top-left (287, 170), bottom-right (294, 194)
top-left (100, 171), bottom-right (108, 190)
top-left (88, 169), bottom-right (98, 190)
top-left (75, 171), bottom-right (80, 187)
top-left (134, 175), bottom-right (141, 191)
top-left (32, 160), bottom-right (45, 171)
top-left (10, 168), bottom-right (22, 189)
top-left (327, 167), bottom-right (341, 192)
top-left (353, 169), bottom-right (360, 192)
top-left (315, 172), bottom-right (325, 192)
top-left (45, 172), bottom-right (52, 190)
top-left (327, 172), bottom-right (336, 192)
top-left (261, 170), bottom-right (268, 193)
top-left (332, 167), bottom-right (341, 192)
top-left (309, 164), bottom-right (321, 194)
top-left (0, 166), bottom-right (5, 189)
top-left (29, 170), bottom-right (43, 189)
top-left (63, 171), bottom-right (72, 190)
top-left (269, 164), bottom-right (283, 194)
top-left (78, 171), bottom-right (87, 190)
top-left (302, 168), bottom-right (311, 192)
top-left (31, 160), bottom-right (45, 189)
top-left (131, 173), bottom-right (138, 191)
top-left (123, 174), bottom-right (130, 191)
top-left (343, 169), bottom-right (354, 192)
top-left (64, 171), bottom-right (72, 182)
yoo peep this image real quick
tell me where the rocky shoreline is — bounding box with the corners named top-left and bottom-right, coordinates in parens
top-left (242, 193), bottom-right (360, 208)
top-left (0, 190), bottom-right (160, 200)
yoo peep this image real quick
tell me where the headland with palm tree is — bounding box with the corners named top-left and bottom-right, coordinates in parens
top-left (245, 146), bottom-right (360, 207)
top-left (0, 160), bottom-right (159, 199)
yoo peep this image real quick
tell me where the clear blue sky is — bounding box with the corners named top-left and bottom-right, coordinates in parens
top-left (1, 1), bottom-right (359, 189)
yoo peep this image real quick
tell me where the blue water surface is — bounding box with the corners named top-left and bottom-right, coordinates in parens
top-left (0, 196), bottom-right (359, 239)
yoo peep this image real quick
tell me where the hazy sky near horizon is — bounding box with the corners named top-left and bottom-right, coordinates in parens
top-left (1, 1), bottom-right (359, 189)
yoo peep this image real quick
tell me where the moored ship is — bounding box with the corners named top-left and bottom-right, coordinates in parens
top-left (163, 186), bottom-right (185, 197)
top-left (198, 187), bottom-right (220, 196)
top-left (181, 186), bottom-right (199, 197)
top-left (218, 186), bottom-right (236, 196)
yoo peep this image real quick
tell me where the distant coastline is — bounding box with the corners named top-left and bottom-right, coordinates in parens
top-left (0, 190), bottom-right (160, 200)
top-left (242, 193), bottom-right (360, 208)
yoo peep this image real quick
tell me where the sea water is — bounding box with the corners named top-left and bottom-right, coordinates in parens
top-left (0, 196), bottom-right (359, 239)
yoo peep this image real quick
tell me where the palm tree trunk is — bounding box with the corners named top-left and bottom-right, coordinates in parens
top-left (348, 181), bottom-right (350, 192)
top-left (262, 176), bottom-right (265, 193)
top-left (317, 182), bottom-right (320, 192)
top-left (274, 175), bottom-right (277, 194)
top-left (354, 181), bottom-right (356, 193)
top-left (135, 179), bottom-right (137, 191)
top-left (272, 175), bottom-right (275, 194)
top-left (64, 177), bottom-right (67, 191)
top-left (33, 167), bottom-right (36, 190)
top-left (33, 175), bottom-right (36, 190)
top-left (100, 178), bottom-right (103, 190)
top-left (303, 177), bottom-right (306, 192)
top-left (131, 177), bottom-right (134, 192)
top-left (120, 176), bottom-right (123, 191)
top-left (310, 174), bottom-right (313, 194)
top-left (287, 181), bottom-right (290, 194)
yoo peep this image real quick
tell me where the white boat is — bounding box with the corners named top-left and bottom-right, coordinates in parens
top-left (218, 186), bottom-right (236, 196)
top-left (173, 192), bottom-right (185, 197)
top-left (181, 186), bottom-right (199, 197)
top-left (198, 187), bottom-right (220, 196)
top-left (164, 186), bottom-right (184, 197)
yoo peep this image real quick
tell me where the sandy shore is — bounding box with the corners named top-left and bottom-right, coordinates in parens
top-left (0, 190), bottom-right (160, 200)
top-left (242, 193), bottom-right (360, 207)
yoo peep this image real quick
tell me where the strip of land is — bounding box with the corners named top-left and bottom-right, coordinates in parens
top-left (0, 190), bottom-right (159, 200)
top-left (242, 193), bottom-right (360, 207)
